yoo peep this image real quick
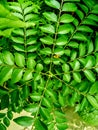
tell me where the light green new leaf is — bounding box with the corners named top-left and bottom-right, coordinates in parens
top-left (0, 67), bottom-right (13, 85)
top-left (40, 24), bottom-right (55, 34)
top-left (60, 14), bottom-right (74, 23)
top-left (11, 68), bottom-right (23, 83)
top-left (23, 70), bottom-right (32, 81)
top-left (58, 24), bottom-right (73, 34)
top-left (15, 52), bottom-right (25, 67)
top-left (87, 95), bottom-right (98, 109)
top-left (62, 3), bottom-right (77, 12)
top-left (43, 12), bottom-right (57, 22)
top-left (24, 6), bottom-right (33, 15)
top-left (40, 36), bottom-right (53, 45)
top-left (84, 70), bottom-right (96, 82)
top-left (0, 28), bottom-right (14, 37)
top-left (9, 5), bottom-right (22, 13)
top-left (56, 35), bottom-right (68, 45)
top-left (45, 0), bottom-right (60, 9)
top-left (13, 116), bottom-right (34, 127)
top-left (73, 72), bottom-right (81, 83)
top-left (3, 51), bottom-right (14, 65)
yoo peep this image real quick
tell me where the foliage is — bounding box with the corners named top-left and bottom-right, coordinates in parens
top-left (0, 0), bottom-right (98, 129)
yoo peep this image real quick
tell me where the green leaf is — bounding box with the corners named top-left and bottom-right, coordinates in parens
top-left (15, 52), bottom-right (25, 67)
top-left (13, 116), bottom-right (34, 127)
top-left (43, 12), bottom-right (57, 22)
top-left (11, 37), bottom-right (24, 44)
top-left (62, 3), bottom-right (77, 12)
top-left (95, 37), bottom-right (98, 51)
top-left (56, 36), bottom-right (68, 46)
top-left (40, 36), bottom-right (53, 45)
top-left (36, 63), bottom-right (43, 72)
top-left (3, 117), bottom-right (10, 127)
top-left (35, 119), bottom-right (47, 130)
top-left (27, 45), bottom-right (38, 52)
top-left (54, 48), bottom-right (65, 55)
top-left (27, 57), bottom-right (36, 69)
top-left (85, 56), bottom-right (95, 69)
top-left (76, 10), bottom-right (84, 20)
top-left (63, 74), bottom-right (71, 82)
top-left (42, 97), bottom-right (51, 108)
top-left (73, 32), bottom-right (87, 41)
top-left (62, 63), bottom-right (70, 72)
top-left (23, 70), bottom-right (32, 81)
top-left (84, 70), bottom-right (95, 82)
top-left (0, 67), bottom-right (13, 84)
top-left (22, 85), bottom-right (30, 99)
top-left (40, 24), bottom-right (55, 34)
top-left (88, 14), bottom-right (98, 22)
top-left (13, 44), bottom-right (25, 52)
top-left (0, 113), bottom-right (6, 118)
top-left (73, 72), bottom-right (81, 83)
top-left (40, 47), bottom-right (52, 55)
top-left (60, 14), bottom-right (74, 23)
top-left (87, 40), bottom-right (94, 53)
top-left (59, 93), bottom-right (65, 107)
top-left (24, 6), bottom-right (33, 15)
top-left (0, 88), bottom-right (8, 96)
top-left (70, 50), bottom-right (77, 60)
top-left (24, 104), bottom-right (39, 113)
top-left (0, 123), bottom-right (6, 130)
top-left (1, 94), bottom-right (9, 109)
top-left (68, 41), bottom-right (79, 48)
top-left (58, 24), bottom-right (73, 34)
top-left (78, 25), bottom-right (93, 32)
top-left (92, 4), bottom-right (98, 14)
top-left (3, 51), bottom-right (14, 65)
top-left (26, 38), bottom-right (37, 45)
top-left (30, 93), bottom-right (41, 102)
top-left (87, 95), bottom-right (98, 109)
top-left (40, 107), bottom-right (50, 119)
top-left (72, 60), bottom-right (80, 70)
top-left (11, 68), bottom-right (23, 83)
top-left (7, 111), bottom-right (13, 120)
top-left (89, 81), bottom-right (98, 94)
top-left (45, 0), bottom-right (60, 9)
top-left (79, 43), bottom-right (86, 56)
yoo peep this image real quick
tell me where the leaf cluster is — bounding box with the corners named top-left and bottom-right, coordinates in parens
top-left (0, 0), bottom-right (98, 129)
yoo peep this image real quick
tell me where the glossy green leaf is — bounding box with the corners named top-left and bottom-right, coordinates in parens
top-left (22, 85), bottom-right (30, 99)
top-left (63, 74), bottom-right (71, 82)
top-left (58, 24), bottom-right (73, 34)
top-left (62, 3), bottom-right (77, 12)
top-left (26, 38), bottom-right (37, 45)
top-left (36, 63), bottom-right (43, 72)
top-left (40, 36), bottom-right (53, 45)
top-left (70, 50), bottom-right (77, 60)
top-left (7, 111), bottom-right (13, 120)
top-left (24, 6), bottom-right (33, 15)
top-left (27, 57), bottom-right (36, 69)
top-left (23, 70), bottom-right (32, 81)
top-left (13, 44), bottom-right (25, 52)
top-left (13, 116), bottom-right (34, 127)
top-left (35, 119), bottom-right (47, 130)
top-left (42, 97), bottom-right (51, 108)
top-left (60, 14), bottom-right (74, 23)
top-left (0, 67), bottom-right (13, 85)
top-left (45, 0), bottom-right (60, 9)
top-left (3, 51), bottom-right (14, 65)
top-left (40, 24), bottom-right (55, 34)
top-left (76, 10), bottom-right (84, 20)
top-left (88, 14), bottom-right (98, 22)
top-left (11, 37), bottom-right (24, 44)
top-left (68, 41), bottom-right (79, 48)
top-left (62, 63), bottom-right (70, 72)
top-left (27, 45), bottom-right (38, 52)
top-left (54, 48), bottom-right (65, 55)
top-left (15, 52), bottom-right (25, 67)
top-left (11, 68), bottom-right (23, 83)
top-left (87, 40), bottom-right (94, 54)
top-left (78, 25), bottom-right (93, 32)
top-left (89, 81), bottom-right (98, 94)
top-left (73, 32), bottom-right (87, 41)
top-left (79, 43), bottom-right (86, 56)
top-left (85, 56), bottom-right (95, 69)
top-left (56, 36), bottom-right (68, 45)
top-left (24, 104), bottom-right (39, 113)
top-left (40, 107), bottom-right (50, 119)
top-left (30, 93), bottom-right (41, 102)
top-left (87, 95), bottom-right (98, 109)
top-left (43, 12), bottom-right (57, 22)
top-left (72, 60), bottom-right (80, 70)
top-left (73, 72), bottom-right (81, 83)
top-left (84, 70), bottom-right (96, 82)
top-left (40, 47), bottom-right (52, 55)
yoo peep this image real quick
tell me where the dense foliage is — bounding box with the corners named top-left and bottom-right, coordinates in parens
top-left (0, 0), bottom-right (98, 129)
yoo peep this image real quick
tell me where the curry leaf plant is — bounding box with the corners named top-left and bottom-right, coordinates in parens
top-left (0, 0), bottom-right (98, 129)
